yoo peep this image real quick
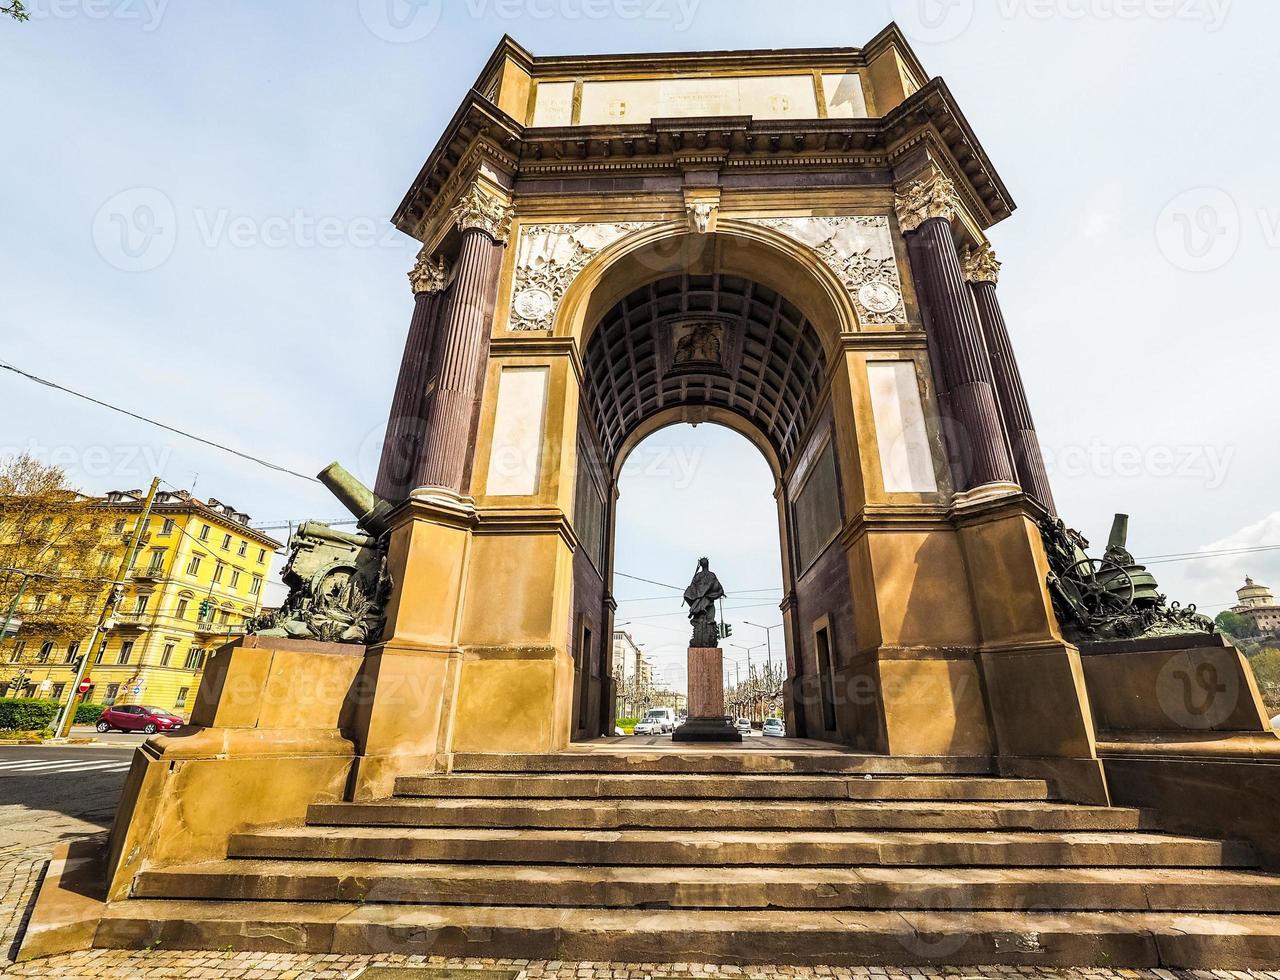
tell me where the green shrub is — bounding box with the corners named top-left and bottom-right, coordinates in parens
top-left (0, 698), bottom-right (60, 732)
top-left (74, 702), bottom-right (106, 724)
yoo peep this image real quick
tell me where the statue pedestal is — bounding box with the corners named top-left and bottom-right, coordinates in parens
top-left (673, 646), bottom-right (741, 743)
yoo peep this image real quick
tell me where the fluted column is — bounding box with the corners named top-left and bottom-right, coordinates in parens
top-left (412, 180), bottom-right (514, 495)
top-left (375, 250), bottom-right (450, 501)
top-left (896, 172), bottom-right (1016, 492)
top-left (963, 244), bottom-right (1058, 516)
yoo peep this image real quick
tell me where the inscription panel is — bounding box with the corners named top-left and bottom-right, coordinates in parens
top-left (866, 360), bottom-right (938, 494)
top-left (486, 366), bottom-right (550, 496)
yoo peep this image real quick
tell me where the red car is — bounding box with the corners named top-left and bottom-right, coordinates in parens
top-left (95, 704), bottom-right (184, 735)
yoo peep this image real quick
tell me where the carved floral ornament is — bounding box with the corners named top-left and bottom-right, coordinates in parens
top-left (508, 221), bottom-right (656, 332)
top-left (407, 249), bottom-right (450, 295)
top-left (893, 171), bottom-right (967, 234)
top-left (450, 181), bottom-right (516, 243)
top-left (746, 215), bottom-right (909, 327)
top-left (962, 242), bottom-right (1002, 285)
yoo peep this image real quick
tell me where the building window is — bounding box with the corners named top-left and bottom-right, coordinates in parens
top-left (230, 569), bottom-right (241, 589)
top-left (257, 548), bottom-right (266, 564)
top-left (186, 555), bottom-right (202, 576)
top-left (64, 641), bottom-right (80, 664)
top-left (213, 562), bottom-right (225, 584)
top-left (159, 519), bottom-right (175, 536)
top-left (218, 609), bottom-right (230, 625)
top-left (161, 642), bottom-right (175, 666)
top-left (117, 641), bottom-right (134, 665)
top-left (184, 647), bottom-right (204, 670)
top-left (238, 541), bottom-right (247, 557)
top-left (37, 641), bottom-right (53, 664)
top-left (221, 533), bottom-right (232, 550)
top-left (146, 550), bottom-right (164, 574)
top-left (113, 519), bottom-right (126, 534)
top-left (93, 643), bottom-right (105, 665)
top-left (199, 524), bottom-right (211, 542)
top-left (175, 686), bottom-right (189, 708)
top-left (815, 625), bottom-right (838, 733)
top-left (7, 641), bottom-right (24, 664)
top-left (104, 682), bottom-right (120, 704)
top-left (51, 682), bottom-right (65, 701)
top-left (134, 595), bottom-right (150, 615)
top-left (31, 595), bottom-right (45, 613)
top-left (250, 576), bottom-right (262, 597)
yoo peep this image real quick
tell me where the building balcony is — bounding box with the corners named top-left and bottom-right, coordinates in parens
top-left (193, 620), bottom-right (248, 639)
top-left (133, 566), bottom-right (167, 582)
top-left (113, 612), bottom-right (152, 632)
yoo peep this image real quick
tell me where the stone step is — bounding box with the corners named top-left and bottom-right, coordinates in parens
top-left (133, 860), bottom-right (1280, 913)
top-left (393, 773), bottom-right (1053, 801)
top-left (227, 826), bottom-right (1255, 868)
top-left (307, 797), bottom-right (1149, 832)
top-left (92, 900), bottom-right (1280, 967)
top-left (449, 751), bottom-right (993, 775)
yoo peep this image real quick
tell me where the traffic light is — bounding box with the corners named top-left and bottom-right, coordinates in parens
top-left (719, 622), bottom-right (733, 639)
top-left (198, 600), bottom-right (212, 621)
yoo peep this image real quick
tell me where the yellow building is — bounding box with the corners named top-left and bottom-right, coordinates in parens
top-left (8, 487), bottom-right (281, 716)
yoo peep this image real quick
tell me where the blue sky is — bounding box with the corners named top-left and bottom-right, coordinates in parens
top-left (3, 1), bottom-right (1278, 688)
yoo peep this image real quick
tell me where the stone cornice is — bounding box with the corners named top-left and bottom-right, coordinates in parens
top-left (393, 78), bottom-right (1015, 240)
top-left (473, 506), bottom-right (580, 552)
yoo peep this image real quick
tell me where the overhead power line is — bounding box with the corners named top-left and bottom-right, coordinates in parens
top-left (0, 359), bottom-right (321, 484)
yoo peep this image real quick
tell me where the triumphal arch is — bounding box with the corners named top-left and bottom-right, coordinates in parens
top-left (25, 26), bottom-right (1280, 970)
top-left (358, 30), bottom-right (1091, 797)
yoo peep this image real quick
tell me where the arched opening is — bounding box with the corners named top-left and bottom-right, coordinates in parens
top-left (564, 236), bottom-right (856, 745)
top-left (610, 422), bottom-right (788, 737)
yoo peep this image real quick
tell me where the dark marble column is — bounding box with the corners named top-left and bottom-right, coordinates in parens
top-left (965, 245), bottom-right (1058, 516)
top-left (897, 173), bottom-right (1016, 492)
top-left (412, 183), bottom-right (513, 495)
top-left (374, 252), bottom-right (449, 501)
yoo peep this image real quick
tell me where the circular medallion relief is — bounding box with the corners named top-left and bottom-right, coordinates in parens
top-left (857, 280), bottom-right (901, 315)
top-left (513, 287), bottom-right (555, 323)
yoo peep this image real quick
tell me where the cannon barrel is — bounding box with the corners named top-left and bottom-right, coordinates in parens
top-left (293, 520), bottom-right (376, 551)
top-left (1107, 513), bottom-right (1130, 552)
top-left (317, 463), bottom-right (393, 537)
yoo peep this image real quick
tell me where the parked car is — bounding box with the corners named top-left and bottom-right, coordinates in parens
top-left (634, 707), bottom-right (676, 735)
top-left (762, 718), bottom-right (785, 737)
top-left (734, 717), bottom-right (753, 735)
top-left (96, 704), bottom-right (184, 735)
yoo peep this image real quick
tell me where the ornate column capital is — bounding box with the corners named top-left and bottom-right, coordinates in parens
top-left (894, 170), bottom-right (966, 234)
top-left (962, 243), bottom-right (1002, 285)
top-left (407, 248), bottom-right (450, 295)
top-left (450, 180), bottom-right (515, 243)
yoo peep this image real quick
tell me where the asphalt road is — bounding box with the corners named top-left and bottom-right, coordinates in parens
top-left (0, 744), bottom-right (135, 863)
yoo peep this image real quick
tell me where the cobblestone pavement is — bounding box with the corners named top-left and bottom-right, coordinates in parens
top-left (3, 953), bottom-right (1280, 980)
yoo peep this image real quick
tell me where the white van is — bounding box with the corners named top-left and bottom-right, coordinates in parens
top-left (633, 707), bottom-right (676, 734)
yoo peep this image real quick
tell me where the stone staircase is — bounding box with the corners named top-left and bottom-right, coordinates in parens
top-left (98, 750), bottom-right (1280, 967)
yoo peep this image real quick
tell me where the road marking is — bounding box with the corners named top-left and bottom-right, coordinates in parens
top-left (0, 757), bottom-right (134, 775)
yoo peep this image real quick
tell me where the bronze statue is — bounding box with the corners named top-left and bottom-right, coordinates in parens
top-left (683, 557), bottom-right (725, 648)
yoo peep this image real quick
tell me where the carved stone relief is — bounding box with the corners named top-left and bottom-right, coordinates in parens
top-left (747, 215), bottom-right (908, 327)
top-left (508, 222), bottom-right (654, 332)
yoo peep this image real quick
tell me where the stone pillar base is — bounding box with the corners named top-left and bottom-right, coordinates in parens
top-left (674, 645), bottom-right (741, 742)
top-left (673, 715), bottom-right (742, 742)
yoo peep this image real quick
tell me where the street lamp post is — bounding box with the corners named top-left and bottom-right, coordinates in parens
top-left (745, 620), bottom-right (784, 671)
